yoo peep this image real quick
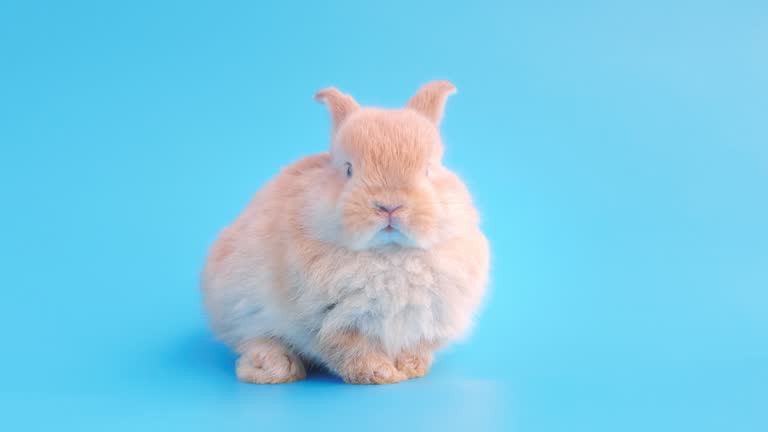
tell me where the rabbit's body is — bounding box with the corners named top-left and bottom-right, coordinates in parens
top-left (202, 82), bottom-right (489, 384)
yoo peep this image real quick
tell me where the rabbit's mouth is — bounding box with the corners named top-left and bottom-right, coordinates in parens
top-left (380, 220), bottom-right (403, 235)
top-left (364, 223), bottom-right (414, 249)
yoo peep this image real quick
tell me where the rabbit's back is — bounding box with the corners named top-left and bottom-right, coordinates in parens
top-left (201, 153), bottom-right (331, 348)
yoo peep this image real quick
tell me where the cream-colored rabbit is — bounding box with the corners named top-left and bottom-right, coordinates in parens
top-left (202, 81), bottom-right (489, 384)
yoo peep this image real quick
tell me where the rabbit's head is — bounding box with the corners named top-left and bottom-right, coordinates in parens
top-left (311, 81), bottom-right (475, 250)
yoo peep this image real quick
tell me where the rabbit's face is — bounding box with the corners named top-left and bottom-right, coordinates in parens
top-left (310, 81), bottom-right (469, 250)
top-left (330, 109), bottom-right (443, 250)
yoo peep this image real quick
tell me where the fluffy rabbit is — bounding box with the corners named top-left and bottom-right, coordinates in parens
top-left (202, 81), bottom-right (489, 384)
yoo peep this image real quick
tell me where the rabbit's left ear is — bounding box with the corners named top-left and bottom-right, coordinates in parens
top-left (405, 80), bottom-right (457, 126)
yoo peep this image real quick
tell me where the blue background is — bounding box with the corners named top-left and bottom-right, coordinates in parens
top-left (1, 1), bottom-right (766, 431)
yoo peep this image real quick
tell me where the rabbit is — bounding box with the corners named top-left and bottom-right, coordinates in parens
top-left (201, 81), bottom-right (489, 384)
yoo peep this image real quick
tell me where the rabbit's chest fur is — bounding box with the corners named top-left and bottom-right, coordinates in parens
top-left (289, 246), bottom-right (470, 357)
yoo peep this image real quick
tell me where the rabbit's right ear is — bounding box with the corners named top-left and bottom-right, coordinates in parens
top-left (314, 87), bottom-right (360, 131)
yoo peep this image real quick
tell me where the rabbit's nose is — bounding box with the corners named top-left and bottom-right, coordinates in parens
top-left (374, 203), bottom-right (404, 215)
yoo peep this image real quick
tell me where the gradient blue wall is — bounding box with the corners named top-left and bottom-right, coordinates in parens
top-left (1, 1), bottom-right (766, 431)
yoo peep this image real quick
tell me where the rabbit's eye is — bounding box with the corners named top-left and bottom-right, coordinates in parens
top-left (345, 162), bottom-right (353, 178)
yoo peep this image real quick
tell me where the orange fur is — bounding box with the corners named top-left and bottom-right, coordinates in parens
top-left (202, 81), bottom-right (490, 385)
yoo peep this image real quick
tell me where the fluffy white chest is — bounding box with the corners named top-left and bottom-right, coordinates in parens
top-left (297, 249), bottom-right (453, 356)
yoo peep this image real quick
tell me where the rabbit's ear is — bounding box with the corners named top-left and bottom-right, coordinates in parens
top-left (314, 87), bottom-right (360, 131)
top-left (405, 80), bottom-right (457, 125)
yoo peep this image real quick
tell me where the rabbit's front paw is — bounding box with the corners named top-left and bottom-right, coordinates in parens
top-left (235, 339), bottom-right (306, 384)
top-left (339, 354), bottom-right (406, 385)
top-left (395, 351), bottom-right (432, 379)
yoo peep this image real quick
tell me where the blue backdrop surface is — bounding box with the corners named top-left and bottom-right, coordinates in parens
top-left (1, 1), bottom-right (766, 431)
